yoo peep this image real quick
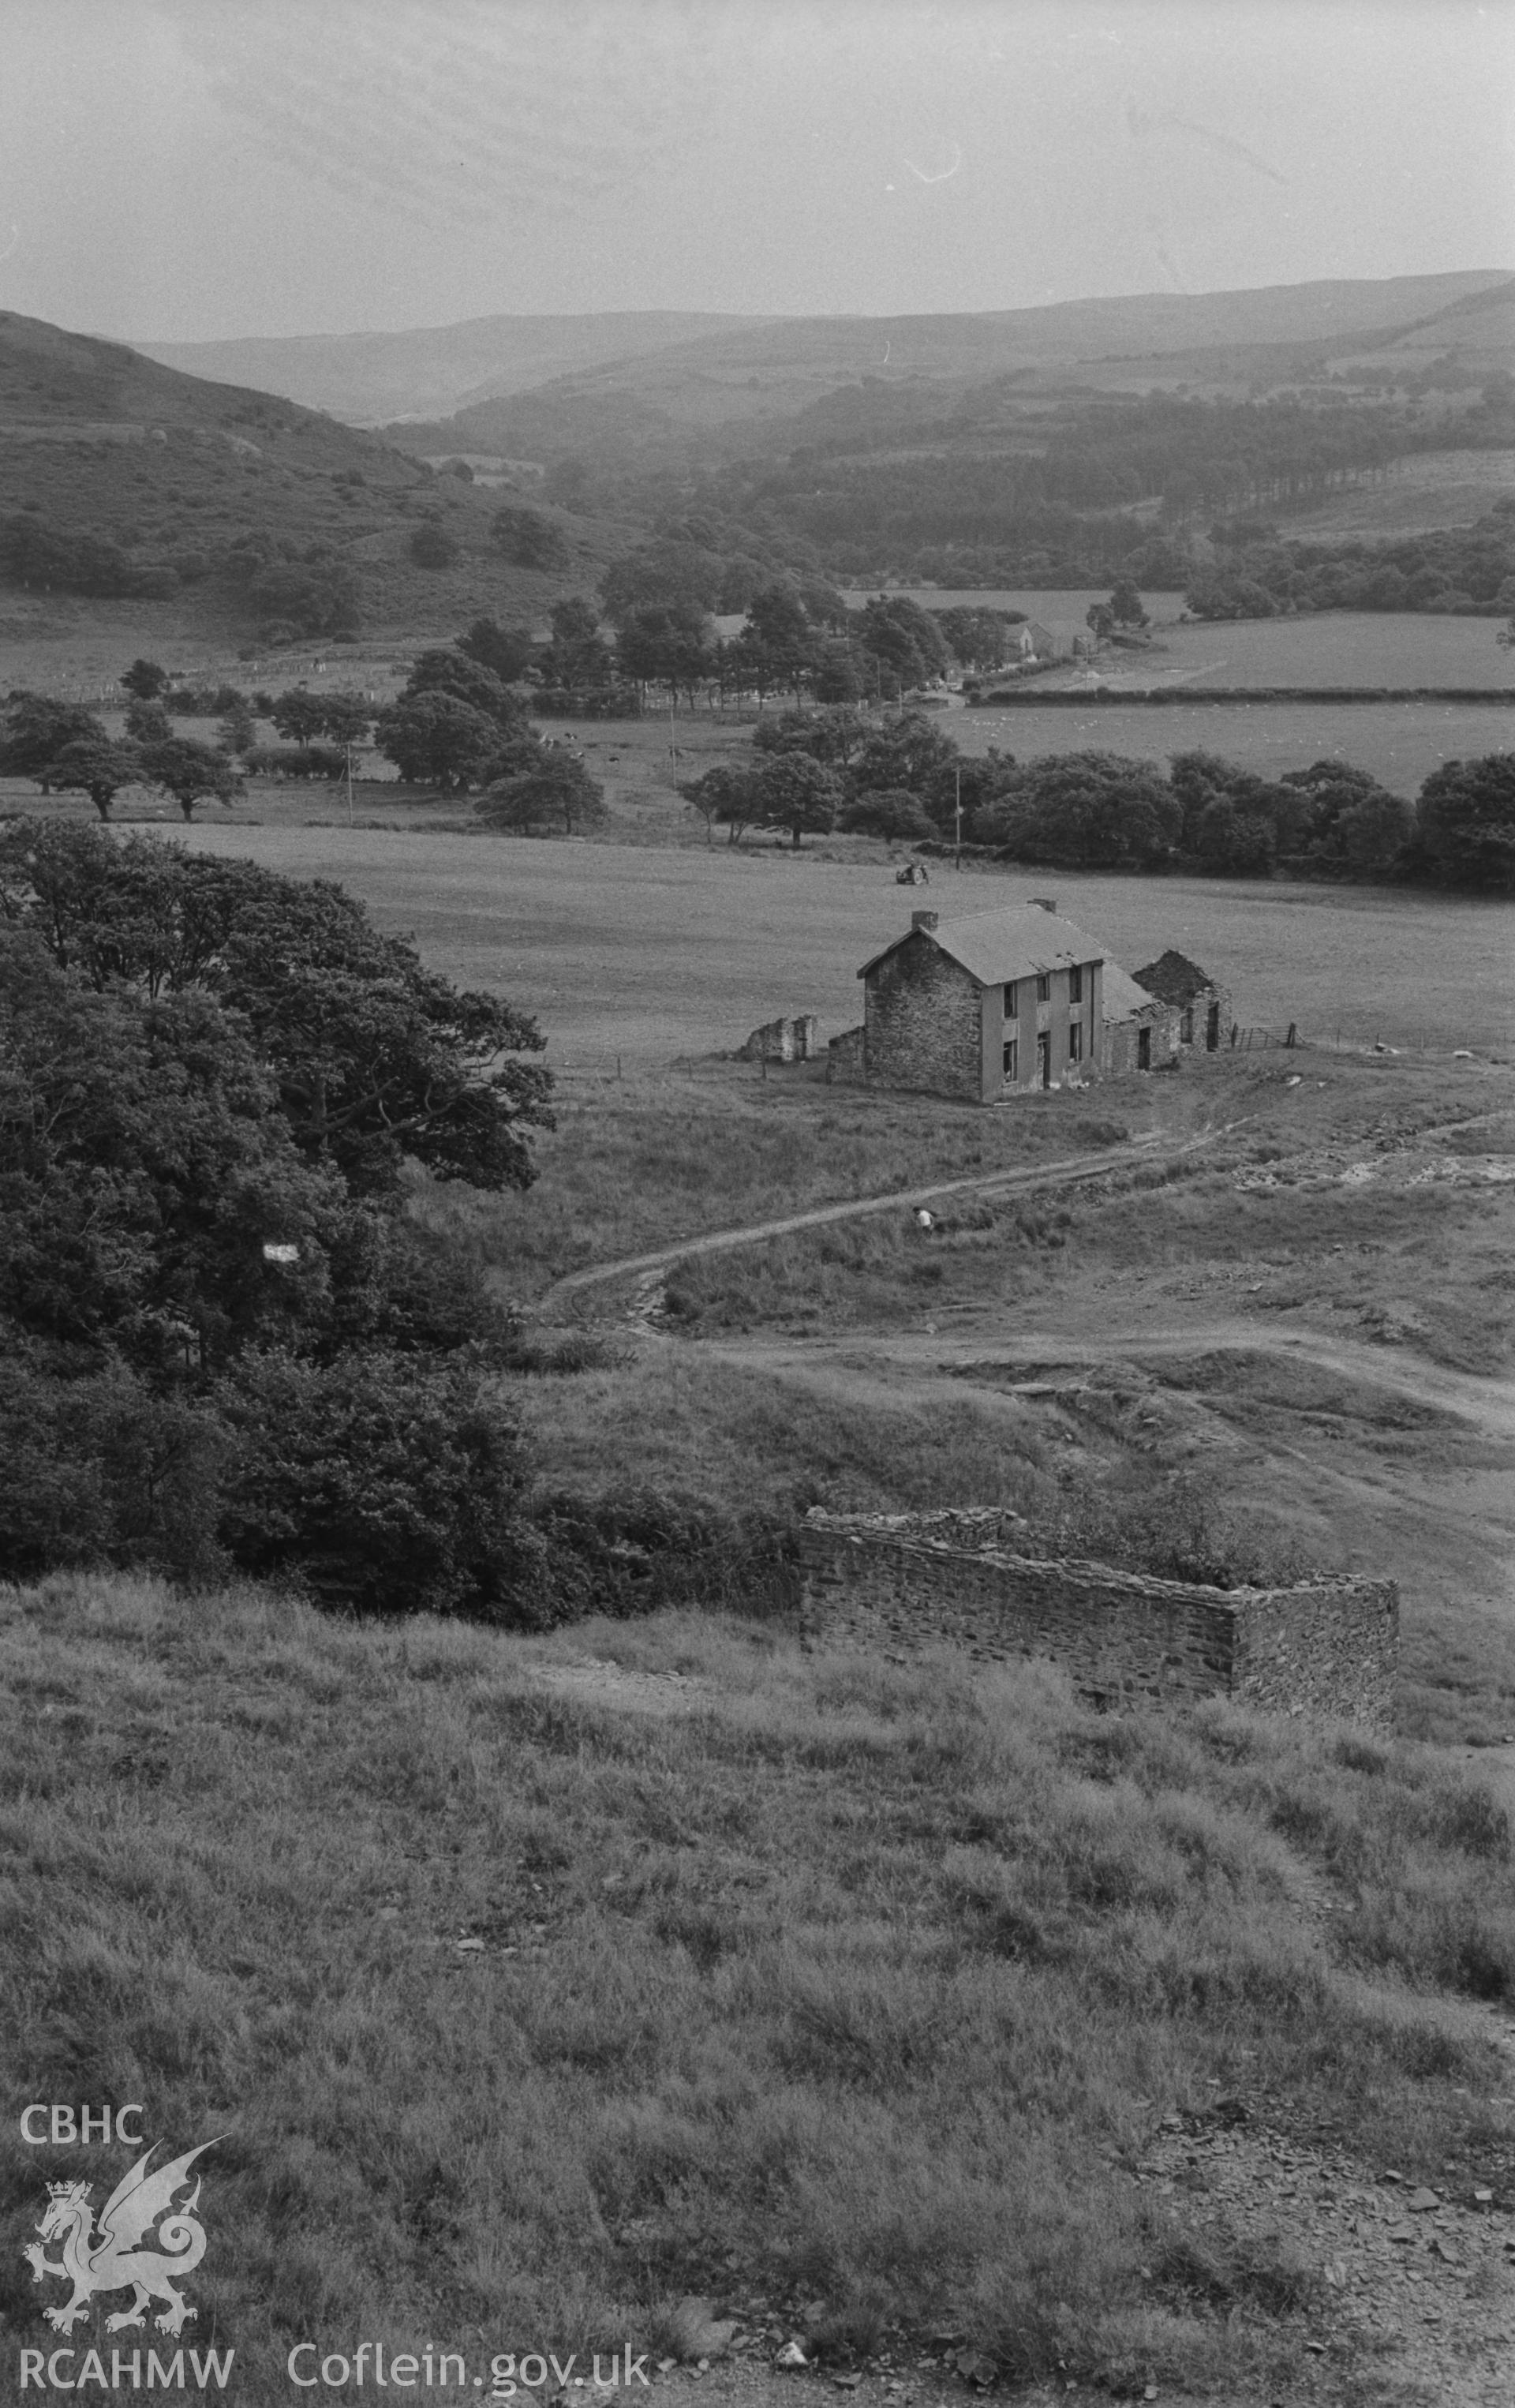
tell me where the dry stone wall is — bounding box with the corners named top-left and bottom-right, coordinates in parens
top-left (799, 1510), bottom-right (1398, 1725)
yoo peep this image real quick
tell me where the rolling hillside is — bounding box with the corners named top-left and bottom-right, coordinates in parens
top-left (0, 311), bottom-right (627, 642)
top-left (387, 272), bottom-right (1515, 463)
top-left (137, 309), bottom-right (772, 426)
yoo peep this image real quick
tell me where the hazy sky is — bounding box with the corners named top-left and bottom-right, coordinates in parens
top-left (2, 0), bottom-right (1512, 343)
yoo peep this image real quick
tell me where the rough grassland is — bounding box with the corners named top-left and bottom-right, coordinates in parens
top-left (150, 824), bottom-right (1515, 1061)
top-left (451, 1051), bottom-right (1515, 1749)
top-left (3, 1577), bottom-right (1513, 2398)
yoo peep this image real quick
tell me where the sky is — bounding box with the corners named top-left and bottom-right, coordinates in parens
top-left (0, 0), bottom-right (1512, 343)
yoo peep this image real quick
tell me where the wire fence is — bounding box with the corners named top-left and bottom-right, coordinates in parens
top-left (1225, 1024), bottom-right (1509, 1061)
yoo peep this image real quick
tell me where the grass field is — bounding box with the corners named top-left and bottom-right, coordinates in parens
top-left (955, 697), bottom-right (1515, 795)
top-left (4, 1575), bottom-right (1513, 2396)
top-left (160, 822), bottom-right (1515, 1060)
top-left (845, 598), bottom-right (1515, 693)
top-left (1012, 611), bottom-right (1515, 697)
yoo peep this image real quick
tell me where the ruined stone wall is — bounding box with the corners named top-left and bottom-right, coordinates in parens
top-left (1231, 1578), bottom-right (1398, 1724)
top-left (864, 938), bottom-right (984, 1101)
top-left (827, 1024), bottom-right (866, 1083)
top-left (799, 1511), bottom-right (1397, 1725)
top-left (739, 1013), bottom-right (819, 1064)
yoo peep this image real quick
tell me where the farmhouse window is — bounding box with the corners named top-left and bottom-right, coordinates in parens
top-left (1068, 1021), bottom-right (1083, 1063)
top-left (1068, 964), bottom-right (1083, 1003)
top-left (1035, 973), bottom-right (1050, 1003)
top-left (1003, 980), bottom-right (1018, 1017)
top-left (1002, 1038), bottom-right (1019, 1082)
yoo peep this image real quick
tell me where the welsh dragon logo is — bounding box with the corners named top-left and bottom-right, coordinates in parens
top-left (23, 2139), bottom-right (220, 2337)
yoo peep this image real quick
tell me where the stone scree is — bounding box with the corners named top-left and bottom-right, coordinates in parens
top-left (799, 1509), bottom-right (1399, 1725)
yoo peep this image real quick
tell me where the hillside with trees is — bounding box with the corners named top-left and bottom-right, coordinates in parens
top-left (0, 312), bottom-right (627, 642)
top-left (380, 279), bottom-right (1515, 605)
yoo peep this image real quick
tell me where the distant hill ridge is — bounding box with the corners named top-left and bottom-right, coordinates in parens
top-left (133, 272), bottom-right (1514, 430)
top-left (137, 311), bottom-right (777, 426)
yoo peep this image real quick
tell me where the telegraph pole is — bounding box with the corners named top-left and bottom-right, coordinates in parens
top-left (954, 766), bottom-right (962, 871)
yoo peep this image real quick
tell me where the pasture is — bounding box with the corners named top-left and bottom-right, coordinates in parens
top-left (844, 594), bottom-right (1515, 693)
top-left (1053, 609), bottom-right (1515, 692)
top-left (168, 822), bottom-right (1515, 1060)
top-left (955, 697), bottom-right (1515, 793)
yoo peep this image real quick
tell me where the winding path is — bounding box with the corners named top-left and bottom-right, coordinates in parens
top-left (543, 1125), bottom-right (1219, 1304)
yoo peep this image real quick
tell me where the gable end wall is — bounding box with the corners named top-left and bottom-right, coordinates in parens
top-left (864, 938), bottom-right (983, 1100)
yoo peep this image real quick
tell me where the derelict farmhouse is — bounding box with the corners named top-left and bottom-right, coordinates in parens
top-left (821, 899), bottom-right (1233, 1103)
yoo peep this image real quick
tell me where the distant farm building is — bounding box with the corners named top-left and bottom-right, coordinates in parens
top-left (828, 902), bottom-right (1225, 1102)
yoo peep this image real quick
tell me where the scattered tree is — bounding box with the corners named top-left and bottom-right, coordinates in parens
top-left (122, 658), bottom-right (170, 701)
top-left (43, 737), bottom-right (146, 822)
top-left (476, 751), bottom-right (608, 837)
top-left (458, 617), bottom-right (535, 682)
top-left (374, 693), bottom-right (517, 794)
top-left (0, 691), bottom-right (107, 778)
top-left (754, 752), bottom-right (841, 848)
top-left (140, 737), bottom-right (244, 822)
top-left (492, 507), bottom-right (569, 571)
top-left (125, 698), bottom-right (173, 743)
top-left (839, 788), bottom-right (937, 843)
top-left (678, 764), bottom-right (763, 847)
top-left (1414, 754), bottom-right (1515, 891)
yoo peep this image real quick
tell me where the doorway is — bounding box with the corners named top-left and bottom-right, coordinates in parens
top-left (1206, 1001), bottom-right (1221, 1051)
top-left (1037, 1032), bottom-right (1051, 1088)
top-left (1137, 1026), bottom-right (1151, 1070)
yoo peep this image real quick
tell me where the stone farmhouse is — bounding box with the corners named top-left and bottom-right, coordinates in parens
top-left (832, 900), bottom-right (1218, 1102)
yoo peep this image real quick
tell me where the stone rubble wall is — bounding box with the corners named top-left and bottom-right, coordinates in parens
top-left (799, 1510), bottom-right (1398, 1725)
top-left (864, 940), bottom-right (983, 1101)
top-left (826, 1024), bottom-right (866, 1082)
top-left (739, 1013), bottom-right (819, 1064)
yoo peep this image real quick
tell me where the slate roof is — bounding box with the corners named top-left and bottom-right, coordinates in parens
top-left (1132, 949), bottom-right (1218, 1006)
top-left (1102, 961), bottom-right (1169, 1023)
top-left (859, 904), bottom-right (1107, 987)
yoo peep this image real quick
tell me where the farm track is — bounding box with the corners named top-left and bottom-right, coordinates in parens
top-left (542, 1124), bottom-right (1217, 1302)
top-left (702, 1320), bottom-right (1515, 1444)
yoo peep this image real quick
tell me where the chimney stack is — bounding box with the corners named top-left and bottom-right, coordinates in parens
top-left (911, 909), bottom-right (939, 931)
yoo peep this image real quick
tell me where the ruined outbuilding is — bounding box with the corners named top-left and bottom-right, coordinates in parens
top-left (738, 1013), bottom-right (819, 1065)
top-left (799, 1509), bottom-right (1398, 1725)
top-left (1132, 950), bottom-right (1233, 1052)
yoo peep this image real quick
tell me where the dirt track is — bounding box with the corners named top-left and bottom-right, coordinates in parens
top-left (542, 1128), bottom-right (1225, 1302)
top-left (701, 1320), bottom-right (1515, 1444)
